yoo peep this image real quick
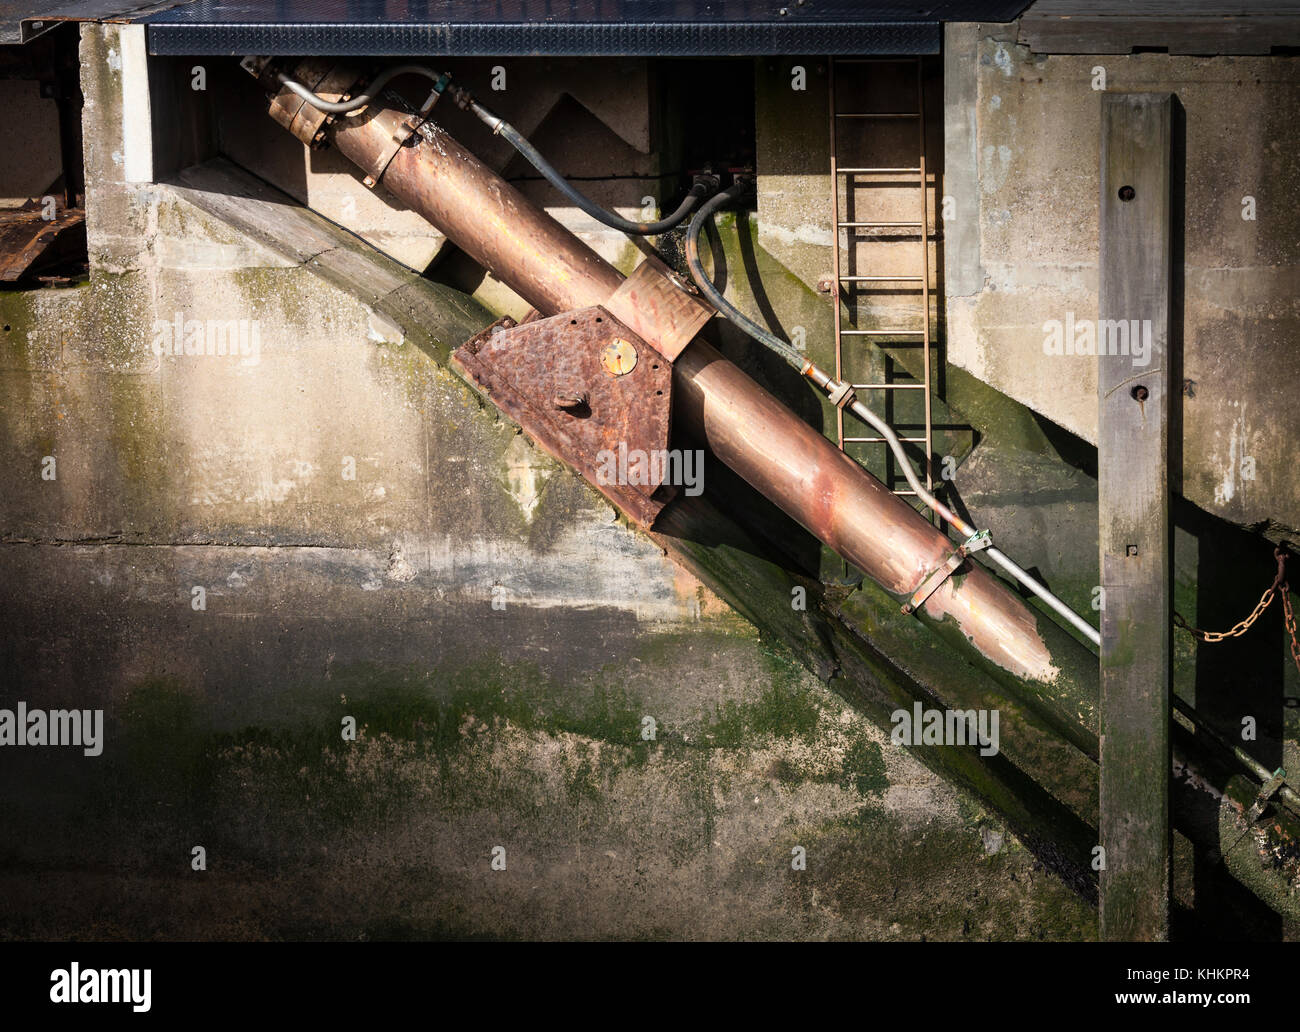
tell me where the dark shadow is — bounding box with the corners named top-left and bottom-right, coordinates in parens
top-left (1030, 412), bottom-right (1099, 480)
top-left (427, 242), bottom-right (488, 296)
top-left (1160, 96), bottom-right (1281, 941)
top-left (1179, 499), bottom-right (1285, 939)
top-left (1172, 720), bottom-right (1288, 941)
top-left (733, 213), bottom-right (825, 430)
top-left (1168, 96), bottom-right (1187, 501)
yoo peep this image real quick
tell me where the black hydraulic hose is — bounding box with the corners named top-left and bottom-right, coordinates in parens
top-left (277, 64), bottom-right (450, 114)
top-left (683, 179), bottom-right (806, 370)
top-left (280, 66), bottom-right (712, 235)
top-left (452, 87), bottom-right (710, 235)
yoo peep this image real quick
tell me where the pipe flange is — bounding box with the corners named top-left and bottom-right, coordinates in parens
top-left (826, 381), bottom-right (856, 410)
top-left (361, 114), bottom-right (426, 188)
top-left (264, 60), bottom-right (363, 150)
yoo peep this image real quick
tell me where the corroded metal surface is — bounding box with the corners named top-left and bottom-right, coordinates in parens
top-left (264, 58), bottom-right (357, 148)
top-left (332, 106), bottom-right (622, 317)
top-left (453, 307), bottom-right (675, 528)
top-left (671, 341), bottom-right (1061, 684)
top-left (0, 205), bottom-right (84, 282)
top-left (604, 257), bottom-right (714, 361)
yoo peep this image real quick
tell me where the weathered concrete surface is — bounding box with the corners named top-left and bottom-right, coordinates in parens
top-left (944, 24), bottom-right (1300, 542)
top-left (754, 56), bottom-right (943, 353)
top-left (0, 610), bottom-right (1093, 941)
top-left (754, 58), bottom-right (834, 295)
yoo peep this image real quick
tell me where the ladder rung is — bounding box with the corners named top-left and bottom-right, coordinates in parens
top-left (892, 490), bottom-right (920, 496)
top-left (851, 383), bottom-right (926, 390)
top-left (838, 167), bottom-right (922, 174)
top-left (844, 437), bottom-right (928, 444)
top-left (835, 58), bottom-right (919, 64)
top-left (840, 276), bottom-right (924, 282)
top-left (835, 112), bottom-right (920, 119)
top-left (840, 329), bottom-right (925, 336)
top-left (837, 221), bottom-right (923, 228)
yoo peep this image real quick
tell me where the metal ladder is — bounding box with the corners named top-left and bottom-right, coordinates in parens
top-left (828, 56), bottom-right (934, 502)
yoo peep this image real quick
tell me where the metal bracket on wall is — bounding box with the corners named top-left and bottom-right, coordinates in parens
top-left (253, 57), bottom-right (360, 149)
top-left (451, 306), bottom-right (676, 529)
top-left (360, 79), bottom-right (445, 188)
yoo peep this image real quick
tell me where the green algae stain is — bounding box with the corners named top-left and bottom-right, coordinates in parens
top-left (838, 732), bottom-right (888, 797)
top-left (706, 681), bottom-right (820, 747)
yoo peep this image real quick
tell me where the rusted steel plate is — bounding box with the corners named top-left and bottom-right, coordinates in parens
top-left (603, 257), bottom-right (714, 361)
top-left (0, 206), bottom-right (85, 282)
top-left (451, 306), bottom-right (676, 528)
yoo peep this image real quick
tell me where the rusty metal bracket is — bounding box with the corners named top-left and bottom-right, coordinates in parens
top-left (1247, 768), bottom-right (1291, 822)
top-left (361, 113), bottom-right (425, 188)
top-left (261, 59), bottom-right (361, 150)
top-left (361, 84), bottom-right (444, 188)
top-left (451, 306), bottom-right (676, 528)
top-left (902, 529), bottom-right (992, 615)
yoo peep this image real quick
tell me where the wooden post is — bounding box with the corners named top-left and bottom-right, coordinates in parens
top-left (1098, 92), bottom-right (1173, 941)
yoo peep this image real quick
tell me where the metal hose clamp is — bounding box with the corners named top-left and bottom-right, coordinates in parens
top-left (902, 529), bottom-right (992, 615)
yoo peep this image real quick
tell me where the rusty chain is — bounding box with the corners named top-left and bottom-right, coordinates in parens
top-left (1284, 582), bottom-right (1300, 676)
top-left (1173, 547), bottom-right (1300, 674)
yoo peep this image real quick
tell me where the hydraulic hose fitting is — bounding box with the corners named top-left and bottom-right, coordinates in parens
top-left (690, 172), bottom-right (722, 197)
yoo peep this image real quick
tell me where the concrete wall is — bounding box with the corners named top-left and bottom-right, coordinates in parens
top-left (944, 23), bottom-right (1300, 543)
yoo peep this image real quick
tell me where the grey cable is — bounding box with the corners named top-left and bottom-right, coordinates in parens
top-left (276, 64), bottom-right (447, 114)
top-left (684, 180), bottom-right (806, 369)
top-left (686, 180), bottom-right (1102, 648)
top-left (457, 90), bottom-right (711, 236)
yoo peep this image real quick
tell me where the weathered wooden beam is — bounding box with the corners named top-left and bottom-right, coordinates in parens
top-left (1018, 0), bottom-right (1300, 55)
top-left (1098, 92), bottom-right (1173, 942)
